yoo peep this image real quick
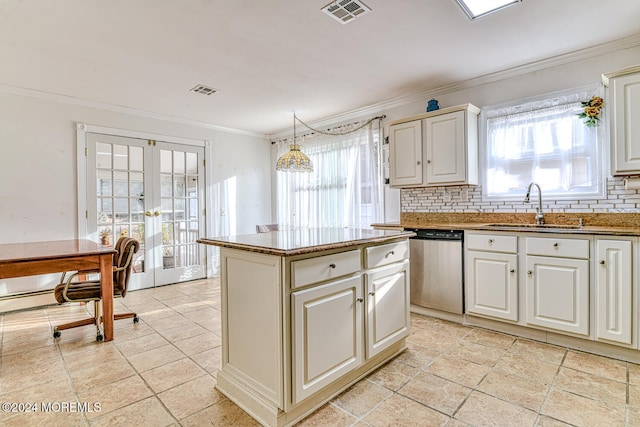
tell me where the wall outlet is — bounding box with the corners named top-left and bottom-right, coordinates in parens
top-left (443, 190), bottom-right (452, 202)
top-left (460, 188), bottom-right (469, 202)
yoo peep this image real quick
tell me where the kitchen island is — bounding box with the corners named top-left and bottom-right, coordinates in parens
top-left (198, 228), bottom-right (414, 427)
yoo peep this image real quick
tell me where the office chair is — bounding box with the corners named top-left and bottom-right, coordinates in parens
top-left (256, 224), bottom-right (279, 233)
top-left (52, 237), bottom-right (140, 341)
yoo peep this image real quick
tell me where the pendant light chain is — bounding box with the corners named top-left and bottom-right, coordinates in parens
top-left (294, 115), bottom-right (385, 136)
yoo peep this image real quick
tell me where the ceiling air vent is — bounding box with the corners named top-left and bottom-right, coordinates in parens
top-left (190, 84), bottom-right (219, 96)
top-left (322, 0), bottom-right (371, 25)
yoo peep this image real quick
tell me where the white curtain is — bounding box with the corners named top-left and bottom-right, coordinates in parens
top-left (482, 86), bottom-right (604, 199)
top-left (276, 121), bottom-right (382, 229)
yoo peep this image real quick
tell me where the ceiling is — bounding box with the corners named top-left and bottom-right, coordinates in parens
top-left (1, 0), bottom-right (639, 135)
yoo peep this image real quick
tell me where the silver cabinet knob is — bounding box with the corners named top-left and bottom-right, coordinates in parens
top-left (553, 242), bottom-right (559, 247)
top-left (510, 269), bottom-right (515, 273)
top-left (417, 160), bottom-right (421, 165)
top-left (600, 260), bottom-right (605, 265)
top-left (527, 271), bottom-right (533, 275)
top-left (329, 263), bottom-right (336, 269)
top-left (356, 298), bottom-right (364, 303)
top-left (488, 239), bottom-right (494, 244)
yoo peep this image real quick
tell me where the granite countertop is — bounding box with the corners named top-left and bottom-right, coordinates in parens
top-left (197, 228), bottom-right (416, 256)
top-left (372, 213), bottom-right (640, 237)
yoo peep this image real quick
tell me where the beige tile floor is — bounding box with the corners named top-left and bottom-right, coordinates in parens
top-left (1, 278), bottom-right (639, 426)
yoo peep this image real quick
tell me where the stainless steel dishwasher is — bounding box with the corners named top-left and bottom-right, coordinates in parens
top-left (407, 229), bottom-right (464, 314)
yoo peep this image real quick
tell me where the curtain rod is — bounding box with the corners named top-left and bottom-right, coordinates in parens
top-left (271, 115), bottom-right (386, 145)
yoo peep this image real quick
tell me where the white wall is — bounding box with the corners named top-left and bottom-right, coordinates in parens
top-left (0, 92), bottom-right (272, 297)
top-left (376, 44), bottom-right (640, 214)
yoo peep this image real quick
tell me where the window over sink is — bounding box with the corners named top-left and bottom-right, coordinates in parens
top-left (481, 86), bottom-right (606, 200)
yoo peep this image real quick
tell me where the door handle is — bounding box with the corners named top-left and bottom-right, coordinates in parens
top-left (145, 211), bottom-right (152, 217)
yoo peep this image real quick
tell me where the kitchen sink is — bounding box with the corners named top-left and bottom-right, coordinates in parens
top-left (483, 223), bottom-right (583, 230)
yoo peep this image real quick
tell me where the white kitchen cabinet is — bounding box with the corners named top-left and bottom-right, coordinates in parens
top-left (388, 120), bottom-right (422, 186)
top-left (292, 275), bottom-right (363, 403)
top-left (595, 238), bottom-right (633, 345)
top-left (215, 235), bottom-right (411, 427)
top-left (466, 233), bottom-right (518, 321)
top-left (603, 67), bottom-right (640, 175)
top-left (424, 110), bottom-right (476, 185)
top-left (388, 104), bottom-right (479, 188)
top-left (467, 250), bottom-right (518, 322)
top-left (525, 237), bottom-right (590, 336)
top-left (365, 260), bottom-right (410, 358)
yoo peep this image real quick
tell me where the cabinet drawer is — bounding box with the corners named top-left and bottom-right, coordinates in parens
top-left (466, 233), bottom-right (517, 253)
top-left (365, 240), bottom-right (409, 269)
top-left (291, 250), bottom-right (361, 288)
top-left (526, 237), bottom-right (589, 259)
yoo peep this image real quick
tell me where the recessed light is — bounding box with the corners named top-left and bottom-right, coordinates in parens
top-left (455, 0), bottom-right (521, 20)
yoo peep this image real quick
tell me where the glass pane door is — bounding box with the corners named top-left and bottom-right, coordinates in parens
top-left (154, 142), bottom-right (205, 285)
top-left (86, 133), bottom-right (205, 290)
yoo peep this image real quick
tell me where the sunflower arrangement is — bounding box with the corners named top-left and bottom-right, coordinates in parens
top-left (577, 96), bottom-right (604, 127)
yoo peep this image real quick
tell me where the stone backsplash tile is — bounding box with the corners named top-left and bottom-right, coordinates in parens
top-left (401, 177), bottom-right (640, 216)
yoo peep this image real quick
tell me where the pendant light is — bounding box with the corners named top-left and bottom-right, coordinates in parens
top-left (276, 113), bottom-right (313, 173)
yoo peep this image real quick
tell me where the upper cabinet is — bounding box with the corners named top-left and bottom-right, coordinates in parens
top-left (389, 104), bottom-right (480, 188)
top-left (388, 119), bottom-right (423, 187)
top-left (603, 66), bottom-right (640, 175)
top-left (388, 104), bottom-right (480, 188)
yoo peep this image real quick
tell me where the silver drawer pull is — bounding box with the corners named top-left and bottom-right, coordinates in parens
top-left (600, 260), bottom-right (605, 265)
top-left (527, 271), bottom-right (533, 276)
top-left (488, 239), bottom-right (494, 244)
top-left (510, 269), bottom-right (515, 273)
top-left (385, 250), bottom-right (395, 258)
top-left (553, 242), bottom-right (559, 247)
top-left (329, 263), bottom-right (336, 269)
top-left (369, 291), bottom-right (376, 296)
top-left (356, 298), bottom-right (364, 303)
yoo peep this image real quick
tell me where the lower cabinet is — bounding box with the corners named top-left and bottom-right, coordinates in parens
top-left (466, 232), bottom-right (638, 350)
top-left (525, 255), bottom-right (589, 335)
top-left (218, 239), bottom-right (410, 427)
top-left (291, 276), bottom-right (363, 403)
top-left (365, 260), bottom-right (410, 358)
top-left (466, 251), bottom-right (518, 321)
top-left (595, 238), bottom-right (633, 345)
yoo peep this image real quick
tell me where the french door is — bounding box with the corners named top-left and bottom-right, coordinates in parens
top-left (86, 133), bottom-right (206, 290)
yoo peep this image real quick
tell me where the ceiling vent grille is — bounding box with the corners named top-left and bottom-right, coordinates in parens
top-left (322, 0), bottom-right (371, 25)
top-left (190, 84), bottom-right (219, 96)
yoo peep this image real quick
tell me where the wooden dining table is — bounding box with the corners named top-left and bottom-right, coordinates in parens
top-left (0, 239), bottom-right (117, 341)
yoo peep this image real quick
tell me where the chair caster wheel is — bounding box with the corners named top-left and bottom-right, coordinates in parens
top-left (53, 331), bottom-right (61, 338)
top-left (96, 334), bottom-right (103, 342)
top-left (133, 316), bottom-right (139, 323)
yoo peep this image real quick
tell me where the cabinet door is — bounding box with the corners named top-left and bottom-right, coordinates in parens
top-left (365, 261), bottom-right (410, 358)
top-left (595, 239), bottom-right (633, 345)
top-left (389, 120), bottom-right (422, 187)
top-left (466, 251), bottom-right (518, 321)
top-left (291, 275), bottom-right (363, 403)
top-left (525, 256), bottom-right (589, 335)
top-left (424, 110), bottom-right (466, 184)
top-left (611, 72), bottom-right (640, 174)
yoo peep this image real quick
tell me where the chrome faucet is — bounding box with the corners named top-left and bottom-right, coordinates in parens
top-left (524, 182), bottom-right (544, 225)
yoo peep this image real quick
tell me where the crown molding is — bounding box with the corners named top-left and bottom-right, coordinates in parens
top-left (0, 84), bottom-right (267, 138)
top-left (269, 33), bottom-right (640, 138)
top-left (2, 33), bottom-right (638, 141)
